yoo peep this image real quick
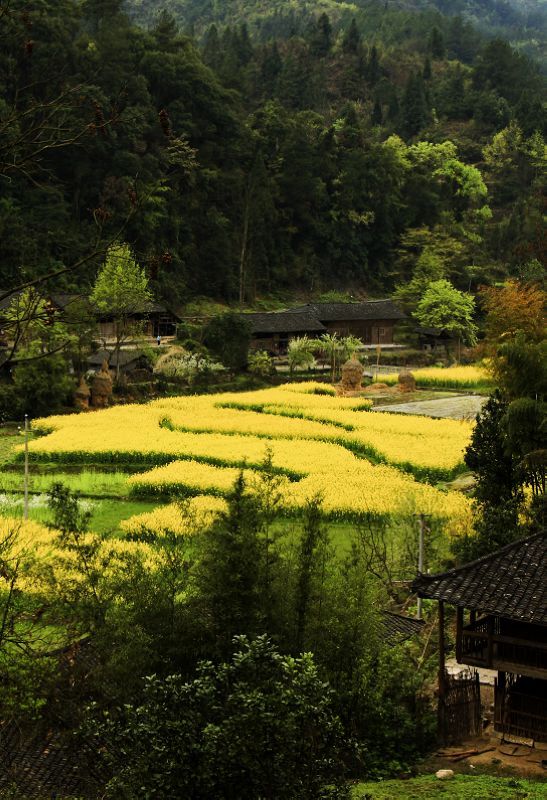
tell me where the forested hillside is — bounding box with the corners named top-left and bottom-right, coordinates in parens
top-left (126, 0), bottom-right (547, 60)
top-left (1, 0), bottom-right (545, 306)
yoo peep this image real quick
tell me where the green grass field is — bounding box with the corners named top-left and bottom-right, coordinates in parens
top-left (353, 775), bottom-right (547, 799)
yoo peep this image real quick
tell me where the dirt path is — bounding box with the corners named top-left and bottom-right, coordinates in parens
top-left (372, 395), bottom-right (486, 420)
top-left (426, 730), bottom-right (547, 779)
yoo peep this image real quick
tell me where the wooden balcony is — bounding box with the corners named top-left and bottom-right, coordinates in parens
top-left (458, 615), bottom-right (547, 680)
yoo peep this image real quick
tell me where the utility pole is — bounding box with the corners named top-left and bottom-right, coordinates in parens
top-left (23, 414), bottom-right (29, 520)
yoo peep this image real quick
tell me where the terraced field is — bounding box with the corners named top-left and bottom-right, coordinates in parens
top-left (2, 382), bottom-right (474, 539)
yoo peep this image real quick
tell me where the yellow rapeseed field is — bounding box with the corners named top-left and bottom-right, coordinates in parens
top-left (0, 516), bottom-right (159, 592)
top-left (31, 387), bottom-right (471, 477)
top-left (381, 365), bottom-right (492, 391)
top-left (121, 495), bottom-right (227, 538)
top-left (23, 383), bottom-right (474, 528)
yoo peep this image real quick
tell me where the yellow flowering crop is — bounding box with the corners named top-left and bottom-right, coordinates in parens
top-left (121, 495), bottom-right (227, 538)
top-left (381, 365), bottom-right (492, 391)
top-left (22, 382), bottom-right (474, 525)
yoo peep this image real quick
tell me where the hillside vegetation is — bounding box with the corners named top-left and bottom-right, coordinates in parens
top-left (126, 0), bottom-right (547, 59)
top-left (2, 0), bottom-right (545, 306)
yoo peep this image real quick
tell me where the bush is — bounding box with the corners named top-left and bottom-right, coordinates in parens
top-left (89, 636), bottom-right (351, 800)
top-left (247, 349), bottom-right (275, 377)
top-left (203, 312), bottom-right (252, 372)
top-left (0, 354), bottom-right (74, 420)
top-left (153, 350), bottom-right (224, 384)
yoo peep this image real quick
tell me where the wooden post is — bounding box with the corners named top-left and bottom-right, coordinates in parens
top-left (470, 609), bottom-right (476, 626)
top-left (438, 600), bottom-right (445, 698)
top-left (455, 606), bottom-right (463, 662)
top-left (23, 414), bottom-right (29, 521)
top-left (487, 616), bottom-right (494, 668)
top-left (416, 514), bottom-right (425, 620)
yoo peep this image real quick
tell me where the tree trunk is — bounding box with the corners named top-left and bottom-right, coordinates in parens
top-left (239, 180), bottom-right (251, 305)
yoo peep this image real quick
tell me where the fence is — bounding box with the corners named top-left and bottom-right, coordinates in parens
top-left (438, 668), bottom-right (482, 744)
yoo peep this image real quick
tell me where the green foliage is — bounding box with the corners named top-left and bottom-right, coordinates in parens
top-left (414, 280), bottom-right (478, 348)
top-left (4, 354), bottom-right (75, 420)
top-left (91, 243), bottom-right (152, 318)
top-left (287, 335), bottom-right (316, 375)
top-left (194, 472), bottom-right (267, 656)
top-left (354, 774), bottom-right (547, 800)
top-left (203, 312), bottom-right (252, 371)
top-left (88, 635), bottom-right (352, 800)
top-left (247, 349), bottom-right (275, 377)
top-left (493, 333), bottom-right (547, 401)
top-left (455, 391), bottom-right (524, 562)
top-left (2, 1), bottom-right (544, 305)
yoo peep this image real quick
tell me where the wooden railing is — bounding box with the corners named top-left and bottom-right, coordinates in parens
top-left (459, 616), bottom-right (547, 676)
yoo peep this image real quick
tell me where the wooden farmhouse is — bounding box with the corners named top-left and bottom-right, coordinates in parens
top-left (247, 300), bottom-right (405, 354)
top-left (95, 301), bottom-right (180, 341)
top-left (413, 533), bottom-right (547, 744)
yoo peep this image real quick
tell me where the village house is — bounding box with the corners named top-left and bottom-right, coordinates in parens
top-left (246, 300), bottom-right (405, 354)
top-left (413, 533), bottom-right (547, 744)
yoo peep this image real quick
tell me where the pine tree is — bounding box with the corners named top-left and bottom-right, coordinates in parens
top-left (342, 18), bottom-right (361, 55)
top-left (428, 26), bottom-right (445, 59)
top-left (196, 473), bottom-right (266, 657)
top-left (260, 41), bottom-right (282, 96)
top-left (202, 24), bottom-right (221, 71)
top-left (310, 13), bottom-right (332, 58)
top-left (371, 98), bottom-right (383, 126)
top-left (153, 10), bottom-right (178, 51)
top-left (401, 73), bottom-right (428, 138)
top-left (367, 45), bottom-right (381, 85)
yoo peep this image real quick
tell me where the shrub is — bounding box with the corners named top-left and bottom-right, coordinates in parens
top-left (248, 349), bottom-right (275, 377)
top-left (88, 636), bottom-right (351, 800)
top-left (0, 354), bottom-right (74, 420)
top-left (203, 312), bottom-right (252, 371)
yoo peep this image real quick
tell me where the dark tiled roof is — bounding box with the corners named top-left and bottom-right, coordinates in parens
top-left (288, 300), bottom-right (406, 322)
top-left (49, 293), bottom-right (87, 309)
top-left (415, 326), bottom-right (454, 338)
top-left (381, 611), bottom-right (425, 644)
top-left (245, 311), bottom-right (326, 334)
top-left (88, 348), bottom-right (146, 367)
top-left (413, 533), bottom-right (547, 625)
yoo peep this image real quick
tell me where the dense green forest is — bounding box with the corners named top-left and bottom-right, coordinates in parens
top-left (1, 0), bottom-right (545, 306)
top-left (127, 0), bottom-right (547, 58)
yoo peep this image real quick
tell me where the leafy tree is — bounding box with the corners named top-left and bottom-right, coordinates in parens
top-left (203, 312), bottom-right (252, 372)
top-left (394, 246), bottom-right (446, 313)
top-left (481, 279), bottom-right (545, 349)
top-left (247, 349), bottom-right (275, 377)
top-left (7, 354), bottom-right (75, 419)
top-left (414, 279), bottom-right (477, 358)
top-left (88, 636), bottom-right (351, 800)
top-left (492, 333), bottom-right (547, 401)
top-left (91, 243), bottom-right (152, 381)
